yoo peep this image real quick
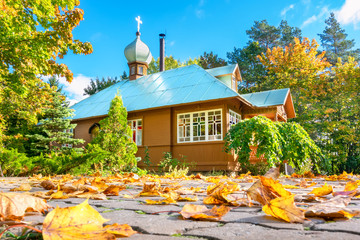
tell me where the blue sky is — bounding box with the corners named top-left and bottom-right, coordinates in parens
top-left (58, 0), bottom-right (360, 104)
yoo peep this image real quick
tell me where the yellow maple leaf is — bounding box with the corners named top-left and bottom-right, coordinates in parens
top-left (262, 195), bottom-right (305, 223)
top-left (180, 204), bottom-right (230, 221)
top-left (308, 182), bottom-right (333, 197)
top-left (42, 200), bottom-right (136, 240)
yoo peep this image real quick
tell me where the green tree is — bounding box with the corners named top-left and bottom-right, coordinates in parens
top-left (198, 51), bottom-right (227, 69)
top-left (0, 0), bottom-right (92, 150)
top-left (84, 77), bottom-right (120, 96)
top-left (92, 94), bottom-right (137, 171)
top-left (319, 12), bottom-right (360, 65)
top-left (122, 71), bottom-right (128, 80)
top-left (48, 76), bottom-right (63, 93)
top-left (227, 42), bottom-right (266, 93)
top-left (278, 20), bottom-right (302, 48)
top-left (27, 91), bottom-right (84, 155)
top-left (148, 56), bottom-right (200, 74)
top-left (228, 20), bottom-right (302, 93)
top-left (224, 116), bottom-right (322, 171)
top-left (246, 20), bottom-right (280, 49)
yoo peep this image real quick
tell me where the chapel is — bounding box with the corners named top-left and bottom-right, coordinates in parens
top-left (71, 17), bottom-right (295, 171)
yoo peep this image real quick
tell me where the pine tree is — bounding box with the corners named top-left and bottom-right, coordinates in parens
top-left (92, 94), bottom-right (137, 171)
top-left (319, 12), bottom-right (360, 65)
top-left (83, 77), bottom-right (120, 96)
top-left (27, 91), bottom-right (83, 154)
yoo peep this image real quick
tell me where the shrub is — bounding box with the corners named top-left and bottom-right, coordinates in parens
top-left (0, 148), bottom-right (32, 176)
top-left (92, 94), bottom-right (137, 171)
top-left (225, 116), bottom-right (323, 172)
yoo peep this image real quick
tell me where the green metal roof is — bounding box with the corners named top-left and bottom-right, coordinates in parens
top-left (240, 88), bottom-right (290, 107)
top-left (205, 64), bottom-right (237, 77)
top-left (71, 65), bottom-right (242, 120)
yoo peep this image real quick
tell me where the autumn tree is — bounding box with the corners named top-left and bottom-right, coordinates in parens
top-left (84, 77), bottom-right (120, 96)
top-left (92, 94), bottom-right (137, 171)
top-left (228, 20), bottom-right (302, 93)
top-left (0, 0), bottom-right (92, 150)
top-left (198, 51), bottom-right (227, 69)
top-left (258, 38), bottom-right (330, 125)
top-left (319, 13), bottom-right (360, 65)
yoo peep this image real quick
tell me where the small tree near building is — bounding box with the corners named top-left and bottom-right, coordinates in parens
top-left (92, 94), bottom-right (137, 171)
top-left (224, 116), bottom-right (323, 172)
top-left (27, 91), bottom-right (84, 155)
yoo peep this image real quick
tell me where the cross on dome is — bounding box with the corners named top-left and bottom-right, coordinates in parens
top-left (135, 16), bottom-right (142, 32)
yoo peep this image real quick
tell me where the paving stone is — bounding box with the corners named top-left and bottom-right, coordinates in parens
top-left (101, 209), bottom-right (218, 236)
top-left (185, 222), bottom-right (360, 240)
top-left (314, 218), bottom-right (360, 235)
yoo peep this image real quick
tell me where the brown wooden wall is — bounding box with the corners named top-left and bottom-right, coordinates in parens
top-left (72, 98), bottom-right (248, 171)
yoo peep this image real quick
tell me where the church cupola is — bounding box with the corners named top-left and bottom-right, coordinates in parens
top-left (124, 16), bottom-right (152, 80)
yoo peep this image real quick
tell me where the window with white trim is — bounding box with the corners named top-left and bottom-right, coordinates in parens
top-left (62, 129), bottom-right (73, 148)
top-left (229, 110), bottom-right (241, 127)
top-left (178, 109), bottom-right (222, 143)
top-left (232, 76), bottom-right (236, 90)
top-left (128, 119), bottom-right (142, 146)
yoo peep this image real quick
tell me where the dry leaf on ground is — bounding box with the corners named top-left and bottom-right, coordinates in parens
top-left (42, 200), bottom-right (136, 240)
top-left (305, 195), bottom-right (360, 219)
top-left (262, 195), bottom-right (305, 223)
top-left (180, 204), bottom-right (230, 221)
top-left (0, 192), bottom-right (52, 221)
top-left (308, 182), bottom-right (333, 197)
top-left (41, 180), bottom-right (57, 190)
top-left (246, 176), bottom-right (291, 205)
top-left (10, 183), bottom-right (32, 191)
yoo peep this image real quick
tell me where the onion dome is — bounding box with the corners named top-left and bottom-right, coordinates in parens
top-left (124, 32), bottom-right (152, 65)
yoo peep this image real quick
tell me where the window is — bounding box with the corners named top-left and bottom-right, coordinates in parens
top-left (62, 129), bottom-right (73, 148)
top-left (138, 66), bottom-right (144, 75)
top-left (131, 66), bottom-right (135, 75)
top-left (178, 109), bottom-right (222, 143)
top-left (232, 76), bottom-right (236, 90)
top-left (89, 123), bottom-right (100, 140)
top-left (128, 119), bottom-right (142, 146)
top-left (229, 110), bottom-right (241, 127)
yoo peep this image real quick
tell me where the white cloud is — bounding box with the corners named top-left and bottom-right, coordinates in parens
top-left (58, 74), bottom-right (92, 106)
top-left (335, 0), bottom-right (360, 27)
top-left (195, 9), bottom-right (205, 19)
top-left (169, 41), bottom-right (175, 47)
top-left (281, 4), bottom-right (295, 17)
top-left (301, 6), bottom-right (329, 28)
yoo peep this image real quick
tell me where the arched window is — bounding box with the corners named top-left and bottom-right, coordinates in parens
top-left (89, 123), bottom-right (100, 140)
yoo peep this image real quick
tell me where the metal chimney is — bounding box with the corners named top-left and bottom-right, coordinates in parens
top-left (159, 33), bottom-right (166, 72)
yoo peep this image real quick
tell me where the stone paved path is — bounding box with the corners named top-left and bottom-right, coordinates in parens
top-left (1, 175), bottom-right (360, 240)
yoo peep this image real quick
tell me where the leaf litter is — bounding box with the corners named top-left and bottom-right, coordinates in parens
top-left (1, 169), bottom-right (360, 238)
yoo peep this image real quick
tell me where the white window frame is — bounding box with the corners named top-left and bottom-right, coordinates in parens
top-left (229, 109), bottom-right (241, 127)
top-left (138, 66), bottom-right (144, 75)
top-left (177, 109), bottom-right (223, 143)
top-left (128, 119), bottom-right (142, 146)
top-left (62, 129), bottom-right (74, 148)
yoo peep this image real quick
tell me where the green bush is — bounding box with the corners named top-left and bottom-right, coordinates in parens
top-left (225, 116), bottom-right (323, 172)
top-left (0, 148), bottom-right (33, 176)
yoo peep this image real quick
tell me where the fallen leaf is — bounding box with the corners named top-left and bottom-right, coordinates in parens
top-left (145, 198), bottom-right (176, 205)
top-left (308, 182), bottom-right (333, 197)
top-left (246, 176), bottom-right (292, 205)
top-left (41, 180), bottom-right (57, 190)
top-left (180, 204), bottom-right (230, 221)
top-left (305, 195), bottom-right (360, 219)
top-left (139, 183), bottom-right (162, 196)
top-left (50, 191), bottom-right (68, 200)
top-left (10, 183), bottom-right (32, 191)
top-left (42, 200), bottom-right (136, 239)
top-left (344, 181), bottom-right (358, 192)
top-left (70, 192), bottom-right (107, 200)
top-left (0, 192), bottom-right (52, 221)
top-left (103, 185), bottom-right (125, 196)
top-left (263, 195), bottom-right (304, 223)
